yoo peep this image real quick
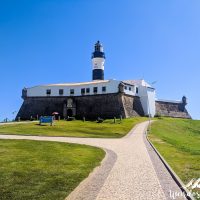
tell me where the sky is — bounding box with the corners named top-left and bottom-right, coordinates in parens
top-left (0, 0), bottom-right (200, 121)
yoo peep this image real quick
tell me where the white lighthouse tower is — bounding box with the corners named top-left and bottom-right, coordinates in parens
top-left (92, 41), bottom-right (105, 80)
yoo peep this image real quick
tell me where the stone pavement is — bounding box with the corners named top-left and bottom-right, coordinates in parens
top-left (0, 121), bottom-right (185, 200)
top-left (0, 121), bottom-right (37, 126)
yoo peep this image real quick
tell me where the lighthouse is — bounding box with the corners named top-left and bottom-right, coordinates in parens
top-left (92, 41), bottom-right (105, 80)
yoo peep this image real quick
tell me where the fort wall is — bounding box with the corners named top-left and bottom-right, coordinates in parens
top-left (155, 100), bottom-right (191, 119)
top-left (16, 93), bottom-right (191, 120)
top-left (16, 93), bottom-right (144, 120)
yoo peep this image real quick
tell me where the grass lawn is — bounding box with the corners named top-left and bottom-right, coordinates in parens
top-left (0, 117), bottom-right (147, 138)
top-left (148, 118), bottom-right (200, 196)
top-left (0, 140), bottom-right (105, 200)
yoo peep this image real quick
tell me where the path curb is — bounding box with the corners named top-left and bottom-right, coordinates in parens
top-left (146, 130), bottom-right (194, 200)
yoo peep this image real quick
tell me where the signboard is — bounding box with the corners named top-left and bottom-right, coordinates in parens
top-left (40, 116), bottom-right (53, 125)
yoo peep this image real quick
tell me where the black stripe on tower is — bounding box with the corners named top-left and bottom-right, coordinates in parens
top-left (93, 69), bottom-right (104, 80)
top-left (92, 51), bottom-right (105, 59)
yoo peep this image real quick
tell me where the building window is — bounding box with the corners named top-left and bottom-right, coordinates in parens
top-left (81, 88), bottom-right (85, 95)
top-left (93, 87), bottom-right (98, 94)
top-left (102, 86), bottom-right (106, 92)
top-left (59, 89), bottom-right (64, 95)
top-left (70, 89), bottom-right (74, 95)
top-left (125, 86), bottom-right (127, 90)
top-left (136, 87), bottom-right (139, 94)
top-left (46, 89), bottom-right (51, 96)
top-left (86, 88), bottom-right (90, 94)
top-left (129, 87), bottom-right (131, 91)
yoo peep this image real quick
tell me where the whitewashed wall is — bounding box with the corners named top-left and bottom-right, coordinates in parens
top-left (26, 80), bottom-right (121, 97)
top-left (124, 85), bottom-right (136, 96)
top-left (138, 85), bottom-right (155, 117)
top-left (147, 87), bottom-right (156, 117)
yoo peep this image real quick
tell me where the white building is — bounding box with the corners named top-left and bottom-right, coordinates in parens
top-left (23, 78), bottom-right (156, 117)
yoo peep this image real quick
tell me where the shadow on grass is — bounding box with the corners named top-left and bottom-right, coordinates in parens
top-left (35, 124), bottom-right (51, 126)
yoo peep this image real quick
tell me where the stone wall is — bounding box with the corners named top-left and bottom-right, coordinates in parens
top-left (122, 95), bottom-right (144, 117)
top-left (16, 97), bottom-right (67, 120)
top-left (16, 93), bottom-right (144, 120)
top-left (155, 101), bottom-right (191, 119)
top-left (75, 93), bottom-right (124, 119)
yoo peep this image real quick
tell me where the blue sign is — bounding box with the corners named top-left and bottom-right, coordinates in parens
top-left (40, 116), bottom-right (53, 125)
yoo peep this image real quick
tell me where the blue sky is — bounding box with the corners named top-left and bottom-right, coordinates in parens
top-left (0, 0), bottom-right (200, 121)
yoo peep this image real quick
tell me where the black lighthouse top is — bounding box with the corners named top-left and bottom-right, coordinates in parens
top-left (92, 41), bottom-right (105, 59)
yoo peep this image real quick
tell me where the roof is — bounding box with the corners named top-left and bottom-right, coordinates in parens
top-left (45, 80), bottom-right (112, 86)
top-left (27, 79), bottom-right (153, 89)
top-left (28, 80), bottom-right (113, 89)
top-left (123, 79), bottom-right (151, 87)
top-left (46, 79), bottom-right (151, 87)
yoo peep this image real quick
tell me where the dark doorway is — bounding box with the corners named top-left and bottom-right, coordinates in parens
top-left (67, 109), bottom-right (73, 117)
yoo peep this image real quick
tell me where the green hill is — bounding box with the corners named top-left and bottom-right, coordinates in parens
top-left (149, 118), bottom-right (200, 198)
top-left (0, 117), bottom-right (146, 138)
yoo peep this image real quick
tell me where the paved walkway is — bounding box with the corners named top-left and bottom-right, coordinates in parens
top-left (0, 121), bottom-right (185, 200)
top-left (0, 121), bottom-right (37, 125)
